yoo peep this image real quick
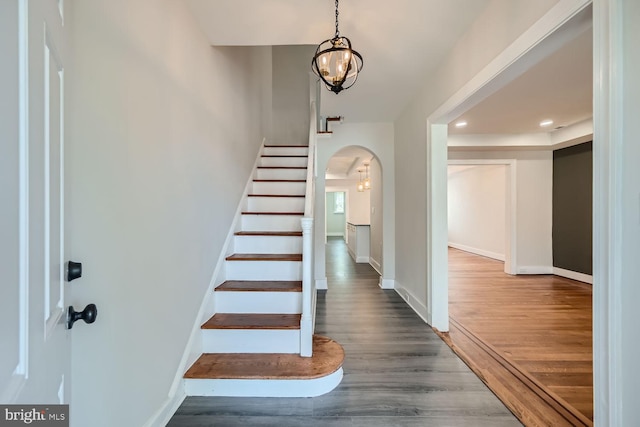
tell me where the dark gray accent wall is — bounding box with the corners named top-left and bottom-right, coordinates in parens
top-left (552, 142), bottom-right (593, 275)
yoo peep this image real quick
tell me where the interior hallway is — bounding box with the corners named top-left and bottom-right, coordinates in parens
top-left (444, 247), bottom-right (593, 426)
top-left (168, 237), bottom-right (520, 426)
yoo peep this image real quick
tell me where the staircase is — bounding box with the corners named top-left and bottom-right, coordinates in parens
top-left (183, 144), bottom-right (344, 397)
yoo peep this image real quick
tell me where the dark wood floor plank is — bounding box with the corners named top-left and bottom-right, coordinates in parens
top-left (169, 238), bottom-right (520, 426)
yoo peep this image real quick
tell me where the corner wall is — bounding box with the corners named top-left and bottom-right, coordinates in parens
top-left (67, 1), bottom-right (270, 425)
top-left (394, 0), bottom-right (560, 323)
top-left (448, 165), bottom-right (507, 261)
top-left (449, 150), bottom-right (553, 272)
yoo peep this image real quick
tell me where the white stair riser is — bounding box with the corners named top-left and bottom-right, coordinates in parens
top-left (252, 181), bottom-right (306, 195)
top-left (215, 291), bottom-right (301, 314)
top-left (241, 215), bottom-right (302, 232)
top-left (256, 168), bottom-right (307, 181)
top-left (234, 235), bottom-right (302, 254)
top-left (202, 329), bottom-right (300, 353)
top-left (225, 260), bottom-right (302, 281)
top-left (260, 157), bottom-right (308, 167)
top-left (184, 368), bottom-right (343, 397)
top-left (263, 146), bottom-right (308, 156)
top-left (247, 197), bottom-right (305, 212)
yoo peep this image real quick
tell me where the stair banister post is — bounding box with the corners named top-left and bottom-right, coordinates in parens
top-left (300, 217), bottom-right (314, 357)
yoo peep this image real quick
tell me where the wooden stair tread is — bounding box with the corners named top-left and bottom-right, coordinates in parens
top-left (257, 166), bottom-right (307, 169)
top-left (235, 231), bottom-right (302, 237)
top-left (248, 194), bottom-right (305, 198)
top-left (216, 280), bottom-right (302, 292)
top-left (261, 155), bottom-right (307, 158)
top-left (254, 179), bottom-right (306, 182)
top-left (202, 313), bottom-right (301, 330)
top-left (241, 211), bottom-right (304, 216)
top-left (184, 335), bottom-right (344, 380)
top-left (264, 145), bottom-right (308, 148)
top-left (226, 253), bottom-right (302, 261)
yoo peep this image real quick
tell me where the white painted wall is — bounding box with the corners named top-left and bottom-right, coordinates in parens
top-left (369, 159), bottom-right (384, 273)
top-left (325, 192), bottom-right (346, 237)
top-left (67, 1), bottom-right (270, 426)
top-left (315, 123), bottom-right (395, 289)
top-left (271, 45), bottom-right (314, 145)
top-left (394, 0), bottom-right (560, 321)
top-left (448, 165), bottom-right (507, 261)
top-left (449, 151), bottom-right (552, 273)
top-left (0, 1), bottom-right (20, 394)
top-left (326, 179), bottom-right (371, 225)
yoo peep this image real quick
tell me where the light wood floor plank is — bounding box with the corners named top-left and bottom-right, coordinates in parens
top-left (447, 247), bottom-right (593, 424)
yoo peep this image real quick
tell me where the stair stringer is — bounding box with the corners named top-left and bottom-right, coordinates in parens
top-left (163, 138), bottom-right (268, 403)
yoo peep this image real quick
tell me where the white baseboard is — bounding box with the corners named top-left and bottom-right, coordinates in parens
top-left (517, 265), bottom-right (554, 275)
top-left (142, 389), bottom-right (186, 427)
top-left (326, 232), bottom-right (344, 237)
top-left (369, 258), bottom-right (382, 275)
top-left (184, 368), bottom-right (343, 397)
top-left (448, 242), bottom-right (505, 261)
top-left (355, 256), bottom-right (369, 263)
top-left (316, 278), bottom-right (328, 290)
top-left (553, 267), bottom-right (593, 284)
top-left (394, 281), bottom-right (430, 326)
top-left (379, 278), bottom-right (395, 289)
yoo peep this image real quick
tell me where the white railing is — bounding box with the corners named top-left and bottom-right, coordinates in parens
top-left (300, 100), bottom-right (317, 357)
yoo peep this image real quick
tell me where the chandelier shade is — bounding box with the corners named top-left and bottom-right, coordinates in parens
top-left (311, 0), bottom-right (363, 94)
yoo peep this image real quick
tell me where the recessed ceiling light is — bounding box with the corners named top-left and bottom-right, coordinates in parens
top-left (540, 119), bottom-right (554, 127)
top-left (455, 121), bottom-right (467, 128)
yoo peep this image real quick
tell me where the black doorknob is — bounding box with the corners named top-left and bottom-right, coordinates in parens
top-left (67, 304), bottom-right (97, 329)
top-left (66, 261), bottom-right (82, 282)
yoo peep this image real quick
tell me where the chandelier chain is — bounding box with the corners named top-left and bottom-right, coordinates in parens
top-left (334, 0), bottom-right (340, 38)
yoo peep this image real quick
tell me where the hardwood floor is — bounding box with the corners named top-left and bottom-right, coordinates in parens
top-left (447, 247), bottom-right (593, 425)
top-left (168, 238), bottom-right (521, 426)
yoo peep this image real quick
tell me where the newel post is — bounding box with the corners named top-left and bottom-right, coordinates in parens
top-left (300, 217), bottom-right (314, 357)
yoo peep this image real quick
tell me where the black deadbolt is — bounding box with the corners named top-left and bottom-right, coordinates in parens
top-left (67, 261), bottom-right (82, 282)
top-left (67, 304), bottom-right (97, 329)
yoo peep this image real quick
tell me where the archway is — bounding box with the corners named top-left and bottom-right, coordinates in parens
top-left (313, 123), bottom-right (395, 290)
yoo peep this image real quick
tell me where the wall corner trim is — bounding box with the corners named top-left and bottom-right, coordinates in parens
top-left (142, 390), bottom-right (186, 427)
top-left (316, 278), bottom-right (328, 290)
top-left (379, 278), bottom-right (395, 289)
top-left (394, 282), bottom-right (432, 328)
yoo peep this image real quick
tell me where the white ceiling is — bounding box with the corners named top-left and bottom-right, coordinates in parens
top-left (185, 1), bottom-right (593, 177)
top-left (186, 0), bottom-right (491, 122)
top-left (449, 25), bottom-right (593, 135)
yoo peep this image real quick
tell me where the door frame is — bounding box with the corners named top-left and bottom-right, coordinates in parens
top-left (447, 159), bottom-right (517, 275)
top-left (426, 0), bottom-right (621, 424)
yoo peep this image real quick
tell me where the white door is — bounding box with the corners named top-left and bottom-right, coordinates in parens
top-left (0, 0), bottom-right (74, 406)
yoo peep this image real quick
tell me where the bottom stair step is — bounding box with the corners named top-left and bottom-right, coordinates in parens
top-left (184, 335), bottom-right (345, 397)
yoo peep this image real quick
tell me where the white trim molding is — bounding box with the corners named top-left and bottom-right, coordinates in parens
top-left (553, 267), bottom-right (593, 284)
top-left (378, 278), bottom-right (395, 290)
top-left (394, 281), bottom-right (429, 325)
top-left (593, 0), bottom-right (625, 424)
top-left (448, 243), bottom-right (505, 262)
top-left (315, 278), bottom-right (328, 290)
top-left (516, 266), bottom-right (554, 275)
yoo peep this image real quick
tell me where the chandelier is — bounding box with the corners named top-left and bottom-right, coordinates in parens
top-left (311, 0), bottom-right (363, 94)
